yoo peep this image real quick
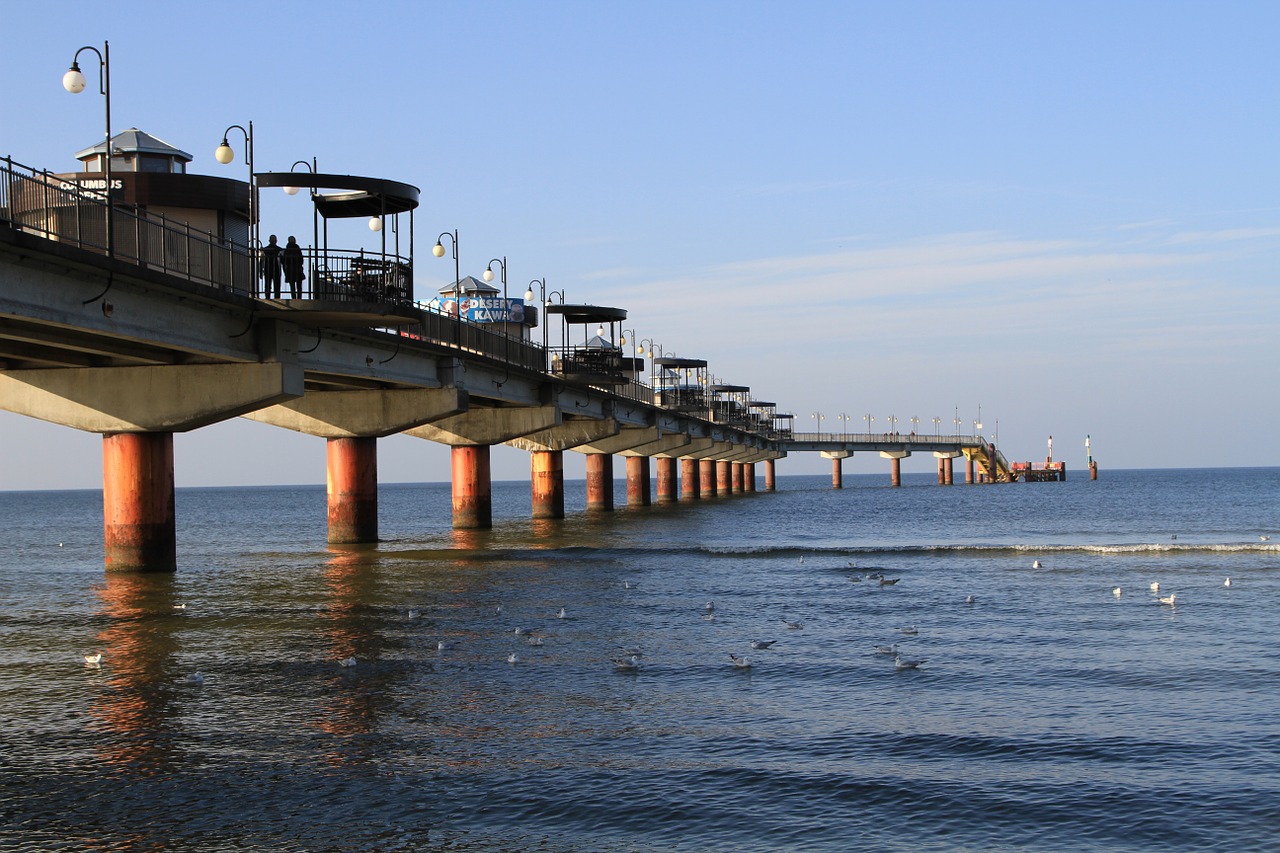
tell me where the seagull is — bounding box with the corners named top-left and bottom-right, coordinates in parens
top-left (799, 555), bottom-right (805, 564)
top-left (965, 595), bottom-right (975, 605)
top-left (623, 580), bottom-right (636, 589)
top-left (898, 626), bottom-right (919, 636)
top-left (495, 604), bottom-right (504, 615)
top-left (729, 653), bottom-right (752, 669)
top-left (849, 575), bottom-right (863, 583)
top-left (750, 640), bottom-right (777, 650)
top-left (172, 603), bottom-right (187, 611)
top-left (704, 601), bottom-right (715, 613)
top-left (782, 619), bottom-right (804, 630)
top-left (556, 607), bottom-right (567, 619)
top-left (613, 656), bottom-right (640, 672)
top-left (1261, 535), bottom-right (1271, 542)
top-left (1158, 593), bottom-right (1177, 606)
top-left (894, 656), bottom-right (927, 670)
top-left (1224, 577), bottom-right (1232, 587)
top-left (338, 656), bottom-right (357, 667)
top-left (879, 577), bottom-right (901, 587)
top-left (1112, 587), bottom-right (1122, 598)
top-left (436, 640), bottom-right (450, 651)
top-left (407, 609), bottom-right (420, 619)
top-left (874, 644), bottom-right (898, 656)
top-left (507, 652), bottom-right (520, 664)
top-left (83, 653), bottom-right (102, 666)
top-left (527, 636), bottom-right (545, 646)
top-left (1150, 582), bottom-right (1160, 592)
top-left (1032, 560), bottom-right (1042, 569)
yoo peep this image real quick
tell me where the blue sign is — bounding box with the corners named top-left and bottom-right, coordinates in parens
top-left (428, 297), bottom-right (526, 323)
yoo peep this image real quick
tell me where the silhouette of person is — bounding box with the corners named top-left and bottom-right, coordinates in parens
top-left (259, 234), bottom-right (282, 298)
top-left (281, 236), bottom-right (305, 299)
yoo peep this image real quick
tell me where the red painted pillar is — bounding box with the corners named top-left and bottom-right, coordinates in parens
top-left (681, 458), bottom-right (701, 500)
top-left (945, 456), bottom-right (954, 485)
top-left (451, 445), bottom-right (492, 529)
top-left (103, 432), bottom-right (176, 572)
top-left (655, 457), bottom-right (678, 503)
top-left (937, 458), bottom-right (946, 485)
top-left (765, 459), bottom-right (776, 491)
top-left (832, 457), bottom-right (843, 489)
top-left (890, 456), bottom-right (902, 488)
top-left (700, 459), bottom-right (717, 496)
top-left (744, 462), bottom-right (756, 492)
top-left (1089, 461), bottom-right (1097, 481)
top-left (966, 456), bottom-right (975, 484)
top-left (585, 453), bottom-right (614, 511)
top-left (626, 455), bottom-right (651, 506)
top-left (730, 462), bottom-right (744, 493)
top-left (327, 436), bottom-right (378, 544)
top-left (530, 450), bottom-right (565, 519)
top-left (716, 460), bottom-right (731, 494)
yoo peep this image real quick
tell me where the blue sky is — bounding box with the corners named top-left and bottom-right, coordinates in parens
top-left (2, 1), bottom-right (1277, 489)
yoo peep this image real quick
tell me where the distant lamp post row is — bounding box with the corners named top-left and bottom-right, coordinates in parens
top-left (63, 41), bottom-right (113, 255)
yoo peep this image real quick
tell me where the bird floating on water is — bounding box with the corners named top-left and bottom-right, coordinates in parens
top-left (338, 656), bottom-right (357, 668)
top-left (1112, 587), bottom-right (1122, 598)
top-left (782, 619), bottom-right (804, 630)
top-left (436, 640), bottom-right (450, 651)
top-left (894, 656), bottom-right (927, 670)
top-left (556, 607), bottom-right (567, 619)
top-left (1150, 582), bottom-right (1160, 592)
top-left (1224, 577), bottom-right (1232, 587)
top-left (879, 577), bottom-right (901, 587)
top-left (407, 609), bottom-right (420, 619)
top-left (729, 653), bottom-right (752, 669)
top-left (83, 653), bottom-right (102, 666)
top-left (704, 601), bottom-right (715, 613)
top-left (507, 653), bottom-right (520, 664)
top-left (874, 644), bottom-right (899, 656)
top-left (1261, 535), bottom-right (1271, 542)
top-left (965, 595), bottom-right (975, 605)
top-left (750, 640), bottom-right (777, 650)
top-left (899, 626), bottom-right (919, 636)
top-left (1158, 593), bottom-right (1177, 606)
top-left (1032, 560), bottom-right (1042, 569)
top-left (172, 603), bottom-right (187, 611)
top-left (613, 656), bottom-right (640, 672)
top-left (527, 636), bottom-right (545, 646)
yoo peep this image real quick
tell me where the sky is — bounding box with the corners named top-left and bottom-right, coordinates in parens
top-left (2, 0), bottom-right (1277, 490)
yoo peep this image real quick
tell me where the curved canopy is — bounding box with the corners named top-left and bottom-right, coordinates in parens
top-left (546, 303), bottom-right (627, 324)
top-left (254, 172), bottom-right (420, 218)
top-left (653, 356), bottom-right (707, 369)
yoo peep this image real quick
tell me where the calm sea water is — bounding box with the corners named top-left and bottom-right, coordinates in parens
top-left (1, 468), bottom-right (1277, 852)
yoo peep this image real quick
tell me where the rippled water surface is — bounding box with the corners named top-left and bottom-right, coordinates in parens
top-left (2, 468), bottom-right (1278, 851)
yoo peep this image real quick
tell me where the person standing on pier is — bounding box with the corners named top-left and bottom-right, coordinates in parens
top-left (259, 234), bottom-right (283, 299)
top-left (281, 236), bottom-right (305, 299)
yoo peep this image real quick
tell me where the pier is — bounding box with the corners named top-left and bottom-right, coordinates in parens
top-left (1, 139), bottom-right (1044, 573)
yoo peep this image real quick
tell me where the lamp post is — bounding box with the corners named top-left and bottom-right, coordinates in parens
top-left (932, 416), bottom-right (941, 437)
top-left (837, 413), bottom-right (852, 438)
top-left (888, 414), bottom-right (898, 436)
top-left (63, 41), bottom-right (112, 256)
top-left (433, 230), bottom-right (461, 340)
top-left (974, 404), bottom-right (984, 437)
top-left (483, 256), bottom-right (510, 362)
top-left (954, 407), bottom-right (961, 443)
top-left (864, 413), bottom-right (874, 436)
top-left (910, 416), bottom-right (920, 436)
top-left (811, 412), bottom-right (824, 437)
top-left (215, 122), bottom-right (256, 282)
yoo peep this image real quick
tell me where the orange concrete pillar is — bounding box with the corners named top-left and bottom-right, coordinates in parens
top-left (103, 432), bottom-right (176, 572)
top-left (655, 457), bottom-right (678, 503)
top-left (890, 456), bottom-right (902, 487)
top-left (451, 445), bottom-right (492, 529)
top-left (938, 458), bottom-right (946, 485)
top-left (585, 453), bottom-right (614, 511)
top-left (716, 460), bottom-right (731, 494)
top-left (327, 436), bottom-right (378, 544)
top-left (681, 458), bottom-right (701, 500)
top-left (966, 456), bottom-right (975, 484)
top-left (945, 456), bottom-right (954, 485)
top-left (764, 459), bottom-right (776, 491)
top-left (744, 462), bottom-right (756, 492)
top-left (1089, 461), bottom-right (1097, 481)
top-left (700, 459), bottom-right (717, 496)
top-left (832, 457), bottom-right (843, 489)
top-left (626, 455), bottom-right (651, 506)
top-left (730, 462), bottom-right (744, 493)
top-left (530, 450), bottom-right (565, 519)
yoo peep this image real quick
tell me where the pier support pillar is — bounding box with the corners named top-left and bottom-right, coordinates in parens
top-left (655, 457), bottom-right (678, 503)
top-left (937, 458), bottom-right (946, 485)
top-left (585, 453), bottom-right (614, 512)
top-left (103, 432), bottom-right (176, 572)
top-left (744, 462), bottom-right (757, 492)
top-left (626, 456), bottom-right (651, 507)
top-left (764, 459), bottom-right (776, 491)
top-left (832, 457), bottom-right (843, 489)
top-left (1089, 461), bottom-right (1097, 481)
top-left (451, 445), bottom-right (492, 529)
top-left (326, 437), bottom-right (378, 544)
top-left (716, 460), bottom-right (731, 494)
top-left (945, 456), bottom-right (954, 485)
top-left (681, 458), bottom-right (701, 500)
top-left (530, 450), bottom-right (565, 519)
top-left (730, 462), bottom-right (744, 493)
top-left (891, 457), bottom-right (902, 487)
top-left (700, 459), bottom-right (717, 497)
top-left (966, 456), bottom-right (976, 485)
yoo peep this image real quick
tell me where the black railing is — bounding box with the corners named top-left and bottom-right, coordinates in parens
top-left (1, 156), bottom-right (782, 440)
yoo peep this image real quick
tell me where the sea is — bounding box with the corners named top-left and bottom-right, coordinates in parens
top-left (1, 467), bottom-right (1277, 852)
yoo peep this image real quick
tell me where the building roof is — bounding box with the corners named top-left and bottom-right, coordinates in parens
top-left (438, 275), bottom-right (499, 296)
top-left (75, 128), bottom-right (193, 162)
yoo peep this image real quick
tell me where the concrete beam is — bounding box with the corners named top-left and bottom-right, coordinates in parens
top-left (405, 405), bottom-right (560, 446)
top-left (880, 450), bottom-right (912, 460)
top-left (0, 363), bottom-right (304, 432)
top-left (244, 387), bottom-right (468, 438)
top-left (683, 440), bottom-right (736, 460)
top-left (674, 437), bottom-right (716, 457)
top-left (577, 427), bottom-right (661, 455)
top-left (821, 450), bottom-right (852, 460)
top-left (619, 433), bottom-right (691, 458)
top-left (508, 417), bottom-right (620, 452)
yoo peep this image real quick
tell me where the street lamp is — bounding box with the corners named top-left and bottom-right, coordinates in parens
top-left (888, 414), bottom-right (898, 435)
top-left (910, 416), bottom-right (920, 436)
top-left (433, 230), bottom-right (461, 339)
top-left (954, 407), bottom-right (961, 442)
top-left (811, 412), bottom-right (824, 436)
top-left (483, 256), bottom-right (510, 362)
top-left (932, 416), bottom-right (941, 437)
top-left (864, 413), bottom-right (874, 435)
top-left (63, 41), bottom-right (112, 256)
top-left (282, 159), bottom-right (315, 196)
top-left (214, 122), bottom-right (256, 276)
top-left (974, 404), bottom-right (984, 437)
top-left (483, 256), bottom-right (508, 301)
top-left (837, 413), bottom-right (852, 437)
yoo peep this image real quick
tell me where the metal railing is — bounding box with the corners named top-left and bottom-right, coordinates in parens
top-left (2, 156), bottom-right (783, 440)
